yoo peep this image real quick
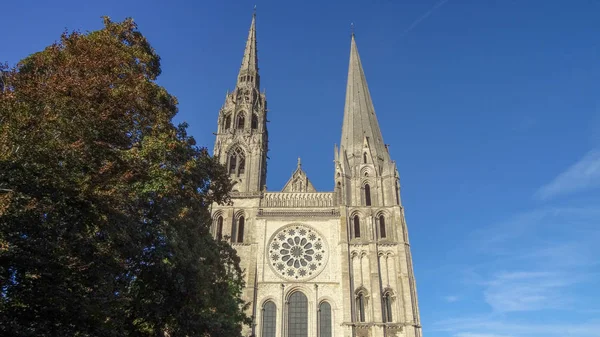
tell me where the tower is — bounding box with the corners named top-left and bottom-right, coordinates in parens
top-left (213, 11), bottom-right (268, 193)
top-left (334, 33), bottom-right (422, 337)
top-left (210, 13), bottom-right (422, 337)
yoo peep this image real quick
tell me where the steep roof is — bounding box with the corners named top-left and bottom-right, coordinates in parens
top-left (281, 158), bottom-right (317, 193)
top-left (340, 34), bottom-right (389, 164)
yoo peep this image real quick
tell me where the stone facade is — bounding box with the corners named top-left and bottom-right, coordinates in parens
top-left (210, 13), bottom-right (422, 337)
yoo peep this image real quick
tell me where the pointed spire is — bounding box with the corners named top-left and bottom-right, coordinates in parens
top-left (340, 34), bottom-right (389, 165)
top-left (237, 10), bottom-right (259, 88)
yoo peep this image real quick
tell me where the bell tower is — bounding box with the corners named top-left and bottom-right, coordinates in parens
top-left (213, 12), bottom-right (268, 193)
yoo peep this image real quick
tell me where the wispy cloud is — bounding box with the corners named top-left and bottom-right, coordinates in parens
top-left (455, 333), bottom-right (513, 337)
top-left (535, 150), bottom-right (600, 200)
top-left (483, 271), bottom-right (578, 312)
top-left (445, 295), bottom-right (460, 303)
top-left (435, 316), bottom-right (600, 337)
top-left (435, 205), bottom-right (600, 337)
top-left (402, 0), bottom-right (450, 35)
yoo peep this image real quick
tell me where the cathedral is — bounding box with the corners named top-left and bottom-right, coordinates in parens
top-left (211, 12), bottom-right (422, 337)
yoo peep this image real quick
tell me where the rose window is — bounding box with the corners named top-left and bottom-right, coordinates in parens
top-left (267, 224), bottom-right (328, 281)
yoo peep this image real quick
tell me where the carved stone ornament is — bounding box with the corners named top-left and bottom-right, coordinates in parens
top-left (267, 224), bottom-right (328, 281)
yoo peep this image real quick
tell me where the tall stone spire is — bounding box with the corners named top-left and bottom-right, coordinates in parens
top-left (213, 10), bottom-right (268, 193)
top-left (340, 34), bottom-right (389, 166)
top-left (237, 11), bottom-right (260, 89)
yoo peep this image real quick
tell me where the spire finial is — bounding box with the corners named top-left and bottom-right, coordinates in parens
top-left (297, 157), bottom-right (302, 168)
top-left (253, 4), bottom-right (257, 16)
top-left (350, 22), bottom-right (355, 36)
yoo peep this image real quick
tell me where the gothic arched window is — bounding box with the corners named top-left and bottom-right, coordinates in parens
top-left (237, 113), bottom-right (245, 129)
top-left (319, 302), bottom-right (332, 337)
top-left (252, 113), bottom-right (258, 129)
top-left (237, 216), bottom-right (245, 243)
top-left (288, 291), bottom-right (308, 337)
top-left (224, 115), bottom-right (232, 130)
top-left (353, 215), bottom-right (361, 238)
top-left (379, 214), bottom-right (386, 239)
top-left (238, 157), bottom-right (245, 175)
top-left (356, 292), bottom-right (366, 322)
top-left (216, 216), bottom-right (223, 241)
top-left (383, 292), bottom-right (393, 322)
top-left (228, 147), bottom-right (246, 176)
top-left (363, 152), bottom-right (368, 164)
top-left (364, 184), bottom-right (371, 206)
top-left (262, 301), bottom-right (276, 337)
top-left (231, 217), bottom-right (237, 243)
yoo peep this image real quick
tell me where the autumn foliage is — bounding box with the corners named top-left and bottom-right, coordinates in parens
top-left (0, 17), bottom-right (249, 336)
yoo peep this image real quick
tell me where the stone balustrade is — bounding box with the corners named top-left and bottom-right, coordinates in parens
top-left (261, 192), bottom-right (335, 208)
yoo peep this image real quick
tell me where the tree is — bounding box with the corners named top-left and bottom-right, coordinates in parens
top-left (0, 17), bottom-right (249, 336)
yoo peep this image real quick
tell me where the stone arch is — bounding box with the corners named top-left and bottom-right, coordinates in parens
top-left (354, 286), bottom-right (369, 323)
top-left (232, 210), bottom-right (245, 243)
top-left (251, 113), bottom-right (259, 129)
top-left (382, 287), bottom-right (396, 323)
top-left (350, 210), bottom-right (363, 239)
top-left (227, 145), bottom-right (247, 177)
top-left (286, 289), bottom-right (309, 337)
top-left (223, 113), bottom-right (232, 130)
top-left (360, 166), bottom-right (373, 178)
top-left (375, 210), bottom-right (390, 239)
top-left (236, 110), bottom-right (246, 129)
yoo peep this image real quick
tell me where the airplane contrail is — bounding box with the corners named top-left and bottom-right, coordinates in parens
top-left (402, 0), bottom-right (450, 35)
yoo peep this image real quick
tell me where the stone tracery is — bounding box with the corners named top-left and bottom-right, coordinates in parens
top-left (268, 224), bottom-right (328, 281)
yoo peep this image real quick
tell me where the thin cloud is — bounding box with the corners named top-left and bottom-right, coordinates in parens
top-left (438, 205), bottom-right (600, 337)
top-left (483, 271), bottom-right (578, 312)
top-left (435, 316), bottom-right (600, 337)
top-left (445, 295), bottom-right (460, 302)
top-left (455, 333), bottom-right (513, 337)
top-left (535, 150), bottom-right (600, 200)
top-left (402, 0), bottom-right (450, 35)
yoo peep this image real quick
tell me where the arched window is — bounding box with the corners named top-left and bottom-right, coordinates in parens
top-left (319, 302), bottom-right (332, 337)
top-left (237, 216), bottom-right (245, 243)
top-left (216, 216), bottom-right (223, 241)
top-left (365, 184), bottom-right (371, 206)
top-left (363, 152), bottom-right (368, 163)
top-left (224, 115), bottom-right (232, 130)
top-left (383, 293), bottom-right (393, 322)
top-left (379, 215), bottom-right (386, 238)
top-left (262, 301), bottom-right (276, 337)
top-left (288, 291), bottom-right (308, 337)
top-left (252, 114), bottom-right (258, 129)
top-left (356, 292), bottom-right (366, 322)
top-left (228, 147), bottom-right (246, 176)
top-left (238, 157), bottom-right (245, 175)
top-left (229, 155), bottom-right (237, 174)
top-left (336, 182), bottom-right (342, 205)
top-left (353, 215), bottom-right (360, 238)
top-left (231, 218), bottom-right (237, 243)
top-left (237, 113), bottom-right (245, 129)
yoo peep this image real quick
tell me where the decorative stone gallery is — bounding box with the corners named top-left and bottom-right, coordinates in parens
top-left (210, 11), bottom-right (423, 337)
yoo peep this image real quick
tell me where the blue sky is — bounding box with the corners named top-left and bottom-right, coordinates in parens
top-left (3, 1), bottom-right (600, 336)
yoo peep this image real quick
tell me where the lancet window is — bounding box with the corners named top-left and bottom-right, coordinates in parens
top-left (356, 292), bottom-right (366, 322)
top-left (262, 301), bottom-right (276, 337)
top-left (353, 215), bottom-right (361, 238)
top-left (252, 113), bottom-right (259, 129)
top-left (319, 302), bottom-right (332, 337)
top-left (228, 147), bottom-right (246, 177)
top-left (382, 292), bottom-right (393, 322)
top-left (237, 113), bottom-right (245, 129)
top-left (379, 214), bottom-right (386, 238)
